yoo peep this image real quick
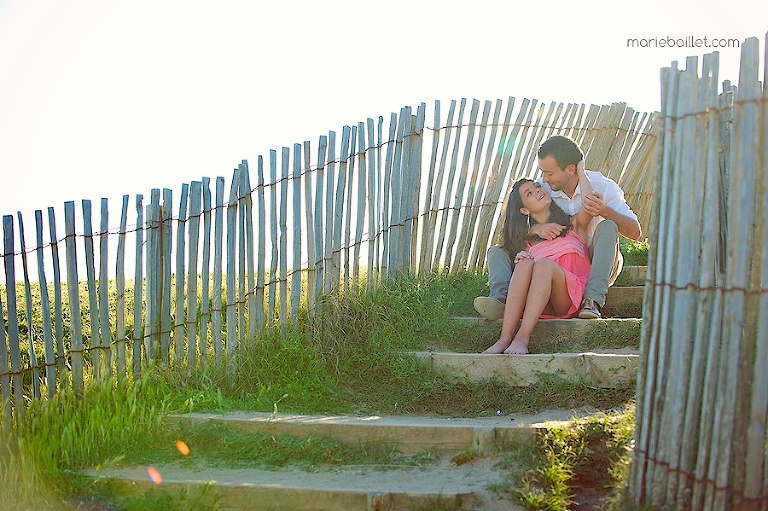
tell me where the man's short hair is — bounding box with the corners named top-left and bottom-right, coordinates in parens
top-left (538, 135), bottom-right (583, 170)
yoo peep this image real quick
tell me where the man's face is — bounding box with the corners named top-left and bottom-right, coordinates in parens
top-left (538, 155), bottom-right (571, 192)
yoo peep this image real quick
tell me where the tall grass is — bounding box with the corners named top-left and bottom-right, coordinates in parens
top-left (0, 268), bottom-right (640, 508)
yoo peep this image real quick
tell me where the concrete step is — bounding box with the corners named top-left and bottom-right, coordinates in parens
top-left (95, 410), bottom-right (602, 510)
top-left (91, 459), bottom-right (510, 511)
top-left (450, 317), bottom-right (642, 349)
top-left (413, 349), bottom-right (638, 388)
top-left (620, 265), bottom-right (647, 284)
top-left (168, 409), bottom-right (590, 455)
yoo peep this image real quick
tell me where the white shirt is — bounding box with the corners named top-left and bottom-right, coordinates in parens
top-left (536, 170), bottom-right (637, 247)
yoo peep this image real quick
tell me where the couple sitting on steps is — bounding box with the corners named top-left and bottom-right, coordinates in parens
top-left (476, 135), bottom-right (642, 355)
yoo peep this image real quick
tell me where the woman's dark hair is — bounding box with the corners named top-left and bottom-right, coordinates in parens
top-left (501, 178), bottom-right (571, 255)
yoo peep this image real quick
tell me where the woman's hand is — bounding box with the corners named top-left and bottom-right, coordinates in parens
top-left (514, 250), bottom-right (534, 264)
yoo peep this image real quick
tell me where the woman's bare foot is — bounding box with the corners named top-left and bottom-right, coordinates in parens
top-left (503, 338), bottom-right (529, 355)
top-left (482, 339), bottom-right (511, 354)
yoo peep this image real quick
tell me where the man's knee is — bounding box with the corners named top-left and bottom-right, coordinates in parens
top-left (594, 220), bottom-right (619, 241)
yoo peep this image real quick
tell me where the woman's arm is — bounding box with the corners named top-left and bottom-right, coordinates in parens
top-left (573, 160), bottom-right (594, 236)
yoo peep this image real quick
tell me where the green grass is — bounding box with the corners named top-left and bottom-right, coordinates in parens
top-left (0, 268), bottom-right (642, 510)
top-left (506, 404), bottom-right (636, 511)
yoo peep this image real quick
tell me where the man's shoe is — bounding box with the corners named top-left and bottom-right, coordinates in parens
top-left (578, 298), bottom-right (602, 319)
top-left (474, 296), bottom-right (505, 321)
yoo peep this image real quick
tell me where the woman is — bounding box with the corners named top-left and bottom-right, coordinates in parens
top-left (482, 162), bottom-right (593, 355)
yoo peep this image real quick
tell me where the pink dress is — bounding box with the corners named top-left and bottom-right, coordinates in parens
top-left (527, 230), bottom-right (591, 318)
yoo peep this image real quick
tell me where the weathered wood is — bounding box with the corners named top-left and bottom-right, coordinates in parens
top-left (255, 158), bottom-right (266, 330)
top-left (200, 178), bottom-right (212, 365)
top-left (434, 100), bottom-right (465, 268)
top-left (279, 148), bottom-right (289, 335)
top-left (98, 198), bottom-right (112, 378)
top-left (0, 291), bottom-right (10, 420)
top-left (62, 203), bottom-right (84, 390)
top-left (47, 207), bottom-right (66, 374)
top-left (81, 200), bottom-right (103, 379)
top-left (212, 177), bottom-right (225, 365)
top-left (34, 210), bottom-right (56, 398)
top-left (226, 168), bottom-right (239, 356)
top-left (174, 184), bottom-right (189, 365)
top-left (335, 126), bottom-right (351, 294)
top-left (267, 151), bottom-right (278, 325)
top-left (17, 212), bottom-right (41, 398)
top-left (3, 216), bottom-right (26, 409)
top-left (313, 137), bottom-right (328, 299)
top-left (237, 164), bottom-right (247, 346)
top-left (160, 189), bottom-right (173, 364)
top-left (115, 195), bottom-right (129, 378)
top-left (241, 162), bottom-right (257, 339)
top-left (365, 117), bottom-right (379, 290)
top-left (144, 190), bottom-right (161, 361)
top-left (132, 195), bottom-right (144, 376)
top-left (186, 181), bottom-right (202, 369)
top-left (302, 144), bottom-right (316, 310)
top-left (323, 132), bottom-right (336, 296)
top-left (291, 144), bottom-right (302, 329)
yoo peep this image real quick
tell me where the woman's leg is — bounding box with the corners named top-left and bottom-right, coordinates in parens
top-left (483, 259), bottom-right (534, 354)
top-left (504, 258), bottom-right (571, 354)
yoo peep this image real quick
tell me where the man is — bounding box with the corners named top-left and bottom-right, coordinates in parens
top-left (474, 135), bottom-right (642, 320)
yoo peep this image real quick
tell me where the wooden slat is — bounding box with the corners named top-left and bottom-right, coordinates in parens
top-left (3, 216), bottom-right (25, 410)
top-left (354, 123), bottom-right (367, 290)
top-left (226, 167), bottom-right (239, 356)
top-left (338, 126), bottom-right (353, 295)
top-left (291, 144), bottom-right (302, 329)
top-left (279, 148), bottom-right (290, 335)
top-left (34, 210), bottom-right (56, 397)
top-left (131, 195), bottom-right (144, 376)
top-left (471, 96), bottom-right (518, 270)
top-left (212, 177), bottom-right (225, 365)
top-left (302, 144), bottom-right (316, 310)
top-left (322, 132), bottom-right (336, 295)
top-left (200, 178), bottom-right (212, 365)
top-left (46, 207), bottom-right (66, 374)
top-left (144, 190), bottom-right (161, 361)
top-left (174, 184), bottom-right (189, 365)
top-left (115, 195), bottom-right (129, 378)
top-left (255, 158), bottom-right (266, 330)
top-left (160, 189), bottom-right (173, 364)
top-left (313, 137), bottom-right (327, 299)
top-left (62, 203), bottom-right (84, 390)
top-left (454, 99), bottom-right (494, 270)
top-left (17, 212), bottom-right (41, 398)
top-left (433, 99), bottom-right (465, 268)
top-left (98, 198), bottom-right (112, 378)
top-left (365, 117), bottom-right (379, 289)
top-left (237, 164), bottom-right (247, 345)
top-left (0, 291), bottom-right (10, 420)
top-left (186, 181), bottom-right (202, 369)
top-left (241, 162), bottom-right (257, 339)
top-left (81, 200), bottom-right (102, 380)
top-left (380, 112), bottom-right (397, 278)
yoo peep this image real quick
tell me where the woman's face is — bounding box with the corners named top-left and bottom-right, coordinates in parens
top-left (518, 181), bottom-right (551, 215)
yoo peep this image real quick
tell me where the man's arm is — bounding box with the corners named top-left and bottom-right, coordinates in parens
top-left (582, 193), bottom-right (642, 240)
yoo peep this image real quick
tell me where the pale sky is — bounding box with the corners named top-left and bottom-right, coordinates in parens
top-left (0, 0), bottom-right (765, 227)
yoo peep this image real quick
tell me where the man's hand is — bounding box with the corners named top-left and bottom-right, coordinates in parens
top-left (530, 222), bottom-right (566, 240)
top-left (582, 191), bottom-right (606, 217)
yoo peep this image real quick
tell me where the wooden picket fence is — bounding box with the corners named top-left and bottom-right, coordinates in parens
top-left (629, 36), bottom-right (768, 510)
top-left (0, 96), bottom-right (658, 418)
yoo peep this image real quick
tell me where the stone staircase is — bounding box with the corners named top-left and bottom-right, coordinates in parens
top-left (91, 267), bottom-right (647, 511)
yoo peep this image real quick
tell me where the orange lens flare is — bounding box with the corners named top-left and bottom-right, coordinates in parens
top-left (147, 466), bottom-right (162, 484)
top-left (175, 440), bottom-right (190, 456)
